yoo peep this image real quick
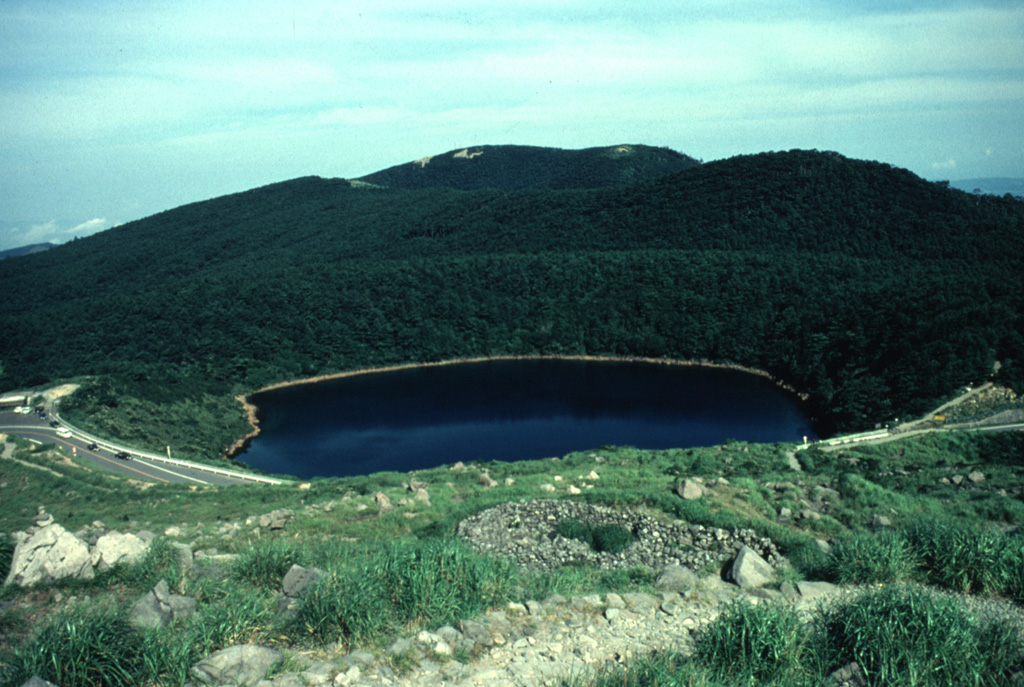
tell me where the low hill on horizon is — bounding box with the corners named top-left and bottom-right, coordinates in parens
top-left (949, 177), bottom-right (1024, 198)
top-left (0, 242), bottom-right (55, 260)
top-left (355, 143), bottom-right (699, 190)
top-left (1, 146), bottom-right (1022, 457)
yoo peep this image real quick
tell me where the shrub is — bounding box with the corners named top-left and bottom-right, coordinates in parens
top-left (556, 518), bottom-right (594, 547)
top-left (555, 519), bottom-right (636, 554)
top-left (591, 524), bottom-right (636, 554)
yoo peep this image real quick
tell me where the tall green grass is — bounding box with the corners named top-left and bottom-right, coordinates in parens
top-left (569, 585), bottom-right (1024, 687)
top-left (288, 537), bottom-right (519, 648)
top-left (232, 538), bottom-right (302, 589)
top-left (903, 519), bottom-right (1022, 595)
top-left (815, 585), bottom-right (1022, 687)
top-left (818, 518), bottom-right (1024, 600)
top-left (0, 535), bottom-right (13, 583)
top-left (825, 530), bottom-right (917, 584)
top-left (695, 599), bottom-right (807, 685)
top-left (1, 605), bottom-right (152, 687)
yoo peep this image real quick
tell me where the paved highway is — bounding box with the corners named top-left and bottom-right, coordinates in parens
top-left (0, 407), bottom-right (283, 486)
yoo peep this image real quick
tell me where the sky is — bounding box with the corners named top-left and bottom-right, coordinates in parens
top-left (2, 1), bottom-right (1023, 251)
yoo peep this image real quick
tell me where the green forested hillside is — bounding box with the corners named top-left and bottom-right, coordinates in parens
top-left (1, 148), bottom-right (1021, 458)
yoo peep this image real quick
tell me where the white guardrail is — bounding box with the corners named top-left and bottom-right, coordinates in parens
top-left (822, 430), bottom-right (891, 446)
top-left (52, 410), bottom-right (287, 486)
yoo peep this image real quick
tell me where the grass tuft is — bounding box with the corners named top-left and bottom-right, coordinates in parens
top-left (232, 538), bottom-right (302, 590)
top-left (695, 599), bottom-right (806, 684)
top-left (1, 605), bottom-right (150, 687)
top-left (815, 585), bottom-right (1022, 687)
top-left (288, 537), bottom-right (518, 648)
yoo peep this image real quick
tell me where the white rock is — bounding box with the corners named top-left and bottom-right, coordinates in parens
top-left (5, 522), bottom-right (93, 586)
top-left (90, 531), bottom-right (149, 571)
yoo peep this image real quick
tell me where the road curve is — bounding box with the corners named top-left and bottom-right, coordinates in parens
top-left (0, 408), bottom-right (284, 486)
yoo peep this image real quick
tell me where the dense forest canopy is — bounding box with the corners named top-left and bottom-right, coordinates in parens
top-left (1, 146), bottom-right (1022, 458)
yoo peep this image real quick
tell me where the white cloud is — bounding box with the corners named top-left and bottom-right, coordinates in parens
top-left (2, 1), bottom-right (1023, 231)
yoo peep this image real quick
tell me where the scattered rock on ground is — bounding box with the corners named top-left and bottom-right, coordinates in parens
top-left (130, 579), bottom-right (198, 628)
top-left (90, 531), bottom-right (149, 571)
top-left (190, 644), bottom-right (283, 686)
top-left (257, 508), bottom-right (294, 530)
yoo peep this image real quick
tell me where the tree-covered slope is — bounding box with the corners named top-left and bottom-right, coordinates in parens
top-left (1, 149), bottom-right (1021, 457)
top-left (355, 143), bottom-right (699, 190)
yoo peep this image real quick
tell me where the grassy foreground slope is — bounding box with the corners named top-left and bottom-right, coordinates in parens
top-left (2, 428), bottom-right (1024, 686)
top-left (0, 147), bottom-right (1022, 458)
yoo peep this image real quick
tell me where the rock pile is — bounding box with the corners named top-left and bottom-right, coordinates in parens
top-left (4, 508), bottom-right (154, 587)
top-left (457, 499), bottom-right (782, 573)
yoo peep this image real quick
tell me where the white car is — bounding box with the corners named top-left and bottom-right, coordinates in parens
top-left (56, 428), bottom-right (72, 438)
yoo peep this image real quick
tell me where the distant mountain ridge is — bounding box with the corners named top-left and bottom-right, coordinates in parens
top-left (949, 178), bottom-right (1024, 198)
top-left (0, 242), bottom-right (55, 260)
top-left (355, 143), bottom-right (699, 190)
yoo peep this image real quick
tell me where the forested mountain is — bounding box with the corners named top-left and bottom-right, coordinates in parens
top-left (1, 148), bottom-right (1022, 458)
top-left (355, 144), bottom-right (699, 190)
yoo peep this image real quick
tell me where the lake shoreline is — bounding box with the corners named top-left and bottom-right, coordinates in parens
top-left (226, 355), bottom-right (809, 460)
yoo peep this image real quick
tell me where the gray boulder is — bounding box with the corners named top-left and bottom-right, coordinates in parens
top-left (18, 678), bottom-right (59, 687)
top-left (169, 540), bottom-right (194, 572)
top-left (796, 580), bottom-right (839, 601)
top-left (281, 564), bottom-right (322, 599)
top-left (677, 479), bottom-right (704, 500)
top-left (655, 564), bottom-right (698, 592)
top-left (728, 545), bottom-right (776, 589)
top-left (90, 531), bottom-right (149, 571)
top-left (278, 564), bottom-right (323, 619)
top-left (869, 514), bottom-right (892, 530)
top-left (257, 509), bottom-right (294, 530)
top-left (375, 492), bottom-right (393, 514)
top-left (5, 521), bottom-right (93, 586)
top-left (190, 644), bottom-right (283, 686)
top-left (130, 579), bottom-right (197, 628)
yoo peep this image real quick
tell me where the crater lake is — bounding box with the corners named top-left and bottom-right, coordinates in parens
top-left (236, 358), bottom-right (817, 479)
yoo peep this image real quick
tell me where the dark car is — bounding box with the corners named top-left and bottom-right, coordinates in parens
top-left (87, 443), bottom-right (99, 451)
top-left (49, 420), bottom-right (60, 428)
top-left (115, 451), bottom-right (132, 461)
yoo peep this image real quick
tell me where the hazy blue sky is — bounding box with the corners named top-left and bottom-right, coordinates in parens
top-left (2, 0), bottom-right (1022, 250)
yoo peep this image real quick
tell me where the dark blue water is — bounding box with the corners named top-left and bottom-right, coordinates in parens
top-left (236, 359), bottom-right (816, 478)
